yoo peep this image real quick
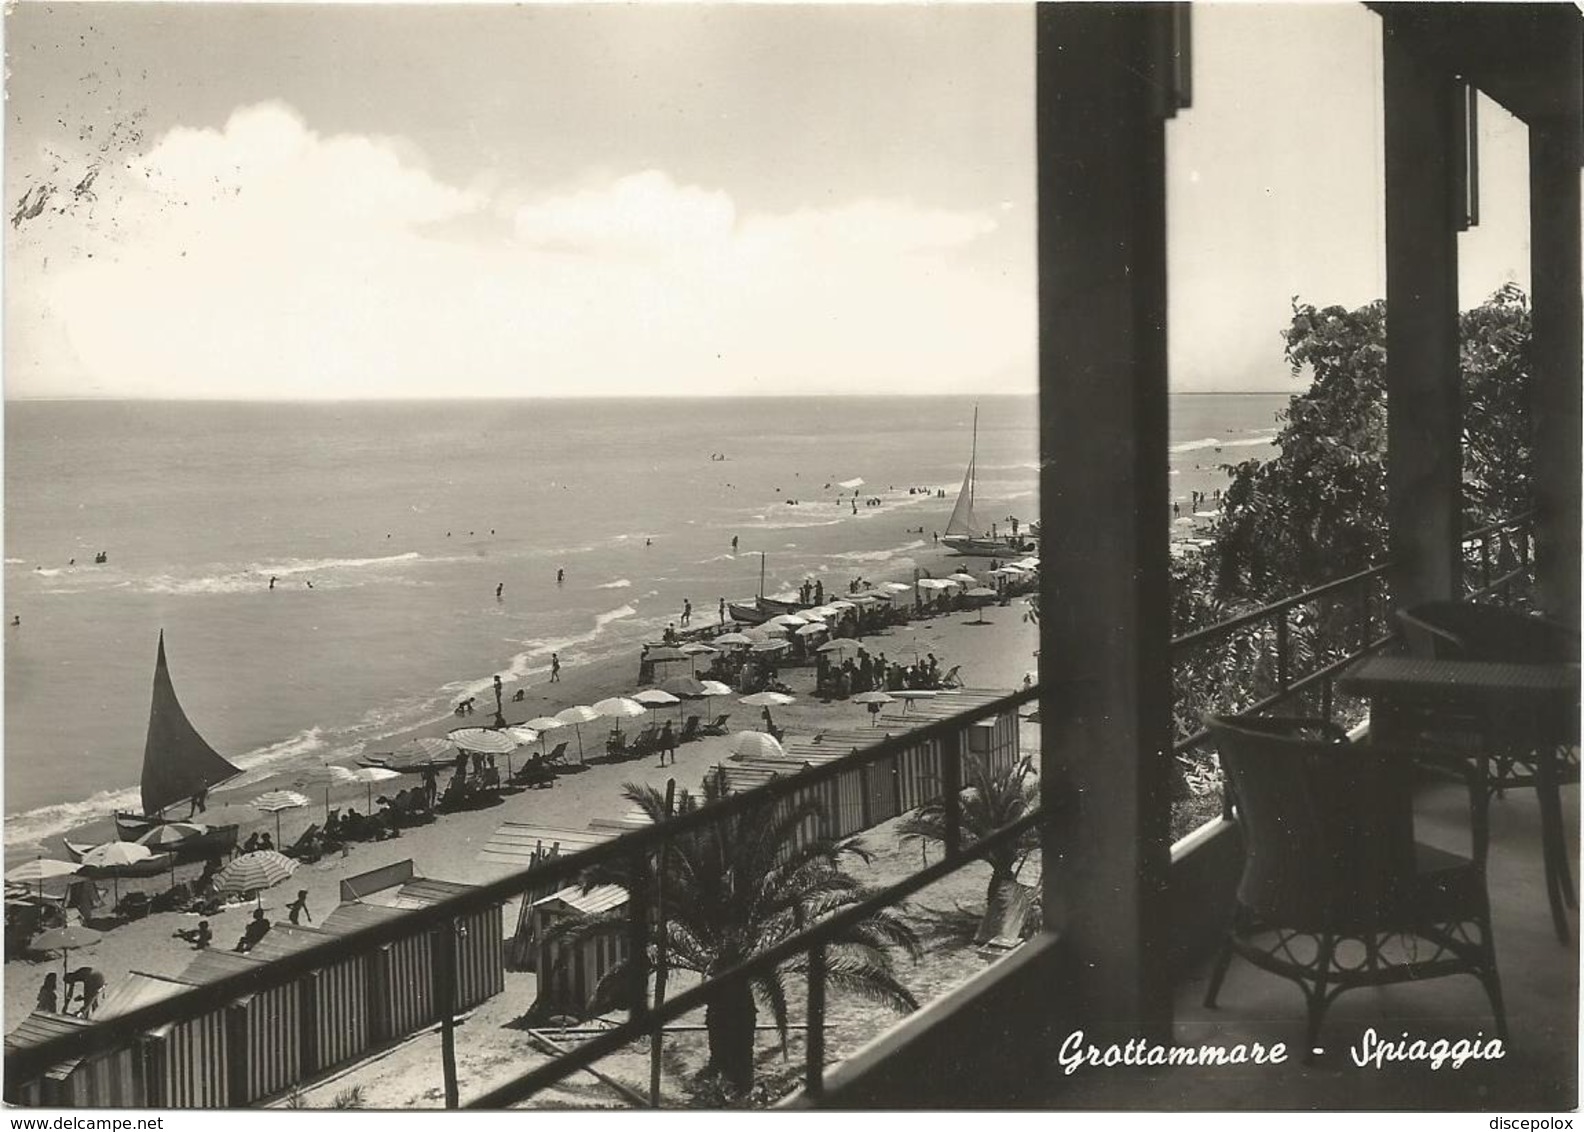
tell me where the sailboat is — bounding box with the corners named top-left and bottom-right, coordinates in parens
top-left (941, 407), bottom-right (1037, 559)
top-left (727, 553), bottom-right (805, 624)
top-left (112, 632), bottom-right (242, 855)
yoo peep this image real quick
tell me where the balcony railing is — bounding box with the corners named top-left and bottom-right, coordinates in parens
top-left (5, 686), bottom-right (1042, 1109)
top-left (1166, 511), bottom-right (1536, 831)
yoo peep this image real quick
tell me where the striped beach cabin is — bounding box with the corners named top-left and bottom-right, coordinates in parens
top-left (476, 822), bottom-right (616, 971)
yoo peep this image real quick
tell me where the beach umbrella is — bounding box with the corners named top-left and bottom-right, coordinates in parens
top-left (521, 717), bottom-right (565, 758)
top-left (504, 727), bottom-right (538, 775)
top-left (136, 821), bottom-right (208, 887)
top-left (634, 688), bottom-right (680, 708)
top-left (730, 731), bottom-right (786, 760)
top-left (680, 642), bottom-right (717, 655)
top-left (826, 600), bottom-right (857, 611)
top-left (851, 690), bottom-right (896, 726)
top-left (948, 572), bottom-right (979, 585)
top-left (371, 736), bottom-right (455, 774)
top-left (714, 632), bottom-right (754, 648)
top-left (879, 582), bottom-right (912, 594)
top-left (751, 640), bottom-right (790, 655)
top-left (817, 638), bottom-right (858, 656)
top-left (7, 857), bottom-right (82, 903)
top-left (658, 675), bottom-right (706, 699)
top-left (593, 696), bottom-right (647, 743)
top-left (302, 761), bottom-right (360, 820)
top-left (694, 679), bottom-right (732, 717)
top-left (794, 622), bottom-right (828, 637)
top-left (31, 924), bottom-right (103, 980)
top-left (555, 705), bottom-right (603, 762)
top-left (766, 614), bottom-right (808, 629)
top-left (917, 578), bottom-right (954, 591)
top-left (450, 727), bottom-right (519, 755)
top-left (251, 790), bottom-right (310, 844)
top-left (964, 586), bottom-right (999, 624)
top-left (214, 850), bottom-right (297, 897)
top-left (76, 842), bottom-right (154, 905)
top-left (350, 766), bottom-right (402, 809)
top-left (739, 692), bottom-right (794, 730)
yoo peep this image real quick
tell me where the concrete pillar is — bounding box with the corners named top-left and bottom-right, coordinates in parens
top-left (1382, 18), bottom-right (1463, 608)
top-left (1036, 2), bottom-right (1173, 1045)
top-left (1528, 114), bottom-right (1582, 627)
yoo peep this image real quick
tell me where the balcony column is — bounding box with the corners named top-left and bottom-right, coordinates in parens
top-left (1037, 3), bottom-right (1173, 1044)
top-left (1528, 110), bottom-right (1582, 627)
top-left (1382, 21), bottom-right (1462, 608)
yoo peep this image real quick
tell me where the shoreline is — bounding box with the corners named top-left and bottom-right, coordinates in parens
top-left (4, 548), bottom-right (1041, 1028)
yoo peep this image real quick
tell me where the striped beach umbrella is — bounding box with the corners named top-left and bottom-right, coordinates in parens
top-left (214, 850), bottom-right (297, 897)
top-left (76, 842), bottom-right (153, 905)
top-left (251, 790), bottom-right (310, 843)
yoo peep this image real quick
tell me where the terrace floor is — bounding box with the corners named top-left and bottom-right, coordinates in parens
top-left (1049, 776), bottom-right (1579, 1111)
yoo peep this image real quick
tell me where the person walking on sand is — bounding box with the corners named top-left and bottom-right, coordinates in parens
top-left (550, 653), bottom-right (561, 682)
top-left (36, 972), bottom-right (57, 1014)
top-left (719, 597), bottom-right (727, 623)
top-left (286, 889), bottom-right (312, 926)
top-left (682, 599), bottom-right (691, 626)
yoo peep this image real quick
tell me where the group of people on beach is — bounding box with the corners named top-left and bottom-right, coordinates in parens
top-left (35, 967), bottom-right (104, 1019)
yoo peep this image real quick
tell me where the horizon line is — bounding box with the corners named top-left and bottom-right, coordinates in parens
top-left (4, 389), bottom-right (1293, 405)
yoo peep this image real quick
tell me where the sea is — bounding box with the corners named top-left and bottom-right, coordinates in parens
top-left (2, 393), bottom-right (1286, 855)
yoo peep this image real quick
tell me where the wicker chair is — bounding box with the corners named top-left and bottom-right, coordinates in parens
top-left (1205, 714), bottom-right (1506, 1054)
top-left (1395, 600), bottom-right (1580, 941)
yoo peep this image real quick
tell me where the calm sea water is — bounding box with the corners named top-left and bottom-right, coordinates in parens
top-left (3, 393), bottom-right (1284, 849)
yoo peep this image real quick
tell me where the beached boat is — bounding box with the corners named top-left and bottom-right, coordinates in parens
top-left (726, 553), bottom-right (808, 624)
top-left (112, 632), bottom-right (241, 856)
top-left (940, 407), bottom-right (1037, 559)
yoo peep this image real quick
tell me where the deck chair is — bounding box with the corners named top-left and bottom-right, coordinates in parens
top-left (629, 723), bottom-right (660, 758)
top-left (940, 665), bottom-right (964, 689)
top-left (543, 741), bottom-right (571, 767)
top-left (513, 758), bottom-right (556, 789)
top-left (678, 715), bottom-right (702, 743)
top-left (283, 823), bottom-right (322, 862)
top-left (702, 713), bottom-right (731, 736)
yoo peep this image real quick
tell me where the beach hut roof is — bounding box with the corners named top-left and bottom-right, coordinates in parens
top-left (180, 949), bottom-right (265, 983)
top-left (243, 922), bottom-right (338, 962)
top-left (6, 1012), bottom-right (93, 1079)
top-left (360, 877), bottom-right (475, 911)
top-left (532, 884), bottom-right (629, 917)
top-left (586, 809), bottom-right (654, 833)
top-left (477, 822), bottom-right (615, 869)
top-left (321, 901), bottom-right (406, 936)
top-left (95, 971), bottom-right (201, 1038)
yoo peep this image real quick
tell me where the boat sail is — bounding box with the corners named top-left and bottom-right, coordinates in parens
top-left (114, 632), bottom-right (243, 852)
top-left (941, 407), bottom-right (1037, 559)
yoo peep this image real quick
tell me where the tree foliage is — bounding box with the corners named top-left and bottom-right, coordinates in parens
top-left (1205, 285), bottom-right (1533, 606)
top-left (541, 776), bottom-right (922, 1100)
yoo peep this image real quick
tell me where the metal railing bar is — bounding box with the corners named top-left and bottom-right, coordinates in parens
top-left (7, 687), bottom-right (1039, 1081)
top-left (1171, 630), bottom-right (1398, 755)
top-left (467, 809), bottom-right (1046, 1109)
top-left (1169, 562), bottom-right (1393, 651)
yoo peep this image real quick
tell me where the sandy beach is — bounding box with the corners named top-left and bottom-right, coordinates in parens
top-left (4, 556), bottom-right (1041, 1093)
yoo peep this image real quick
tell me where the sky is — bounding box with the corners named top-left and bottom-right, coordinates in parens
top-left (3, 1), bottom-right (1535, 400)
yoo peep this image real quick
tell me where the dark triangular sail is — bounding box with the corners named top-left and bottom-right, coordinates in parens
top-left (141, 632), bottom-right (242, 816)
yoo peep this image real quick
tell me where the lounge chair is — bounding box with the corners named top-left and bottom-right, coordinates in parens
top-left (940, 665), bottom-right (963, 688)
top-left (701, 713), bottom-right (731, 736)
top-left (512, 758), bottom-right (556, 789)
top-left (678, 715), bottom-right (702, 743)
top-left (283, 823), bottom-right (323, 862)
top-left (543, 741), bottom-right (570, 767)
top-left (631, 722), bottom-right (659, 755)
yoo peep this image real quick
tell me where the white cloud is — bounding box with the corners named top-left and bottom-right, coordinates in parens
top-left (7, 103), bottom-right (1034, 399)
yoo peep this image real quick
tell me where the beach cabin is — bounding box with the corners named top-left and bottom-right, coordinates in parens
top-left (531, 884), bottom-right (630, 1019)
top-left (98, 971), bottom-right (229, 1108)
top-left (4, 1011), bottom-right (145, 1108)
top-left (477, 822), bottom-right (616, 971)
top-left (778, 733), bottom-right (890, 838)
top-left (178, 949), bottom-right (302, 1105)
top-left (322, 860), bottom-right (504, 1044)
top-left (243, 922), bottom-right (372, 1078)
top-left (879, 688), bottom-right (1021, 778)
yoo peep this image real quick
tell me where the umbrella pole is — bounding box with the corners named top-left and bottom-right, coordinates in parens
top-left (276, 811), bottom-right (284, 844)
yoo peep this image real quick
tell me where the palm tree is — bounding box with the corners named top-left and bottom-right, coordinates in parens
top-left (897, 755), bottom-right (1040, 917)
top-left (543, 776), bottom-right (923, 1097)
